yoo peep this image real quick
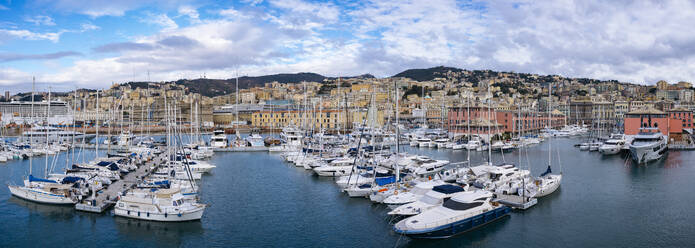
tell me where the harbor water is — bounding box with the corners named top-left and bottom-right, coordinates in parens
top-left (1, 137), bottom-right (694, 247)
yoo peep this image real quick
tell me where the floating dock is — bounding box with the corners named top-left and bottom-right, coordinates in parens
top-left (495, 194), bottom-right (537, 210)
top-left (75, 153), bottom-right (163, 213)
top-left (668, 144), bottom-right (695, 150)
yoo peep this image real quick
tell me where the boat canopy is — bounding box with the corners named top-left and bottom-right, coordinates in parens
top-left (61, 176), bottom-right (84, 184)
top-left (432, 184), bottom-right (465, 194)
top-left (29, 175), bottom-right (57, 184)
top-left (540, 165), bottom-right (552, 177)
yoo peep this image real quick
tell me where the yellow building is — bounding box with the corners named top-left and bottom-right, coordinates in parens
top-left (252, 110), bottom-right (346, 130)
top-left (351, 84), bottom-right (371, 92)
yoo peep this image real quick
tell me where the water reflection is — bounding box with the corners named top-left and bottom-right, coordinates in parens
top-left (8, 197), bottom-right (75, 220)
top-left (113, 216), bottom-right (204, 244)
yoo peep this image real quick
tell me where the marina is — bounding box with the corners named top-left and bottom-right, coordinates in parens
top-left (2, 135), bottom-right (695, 247)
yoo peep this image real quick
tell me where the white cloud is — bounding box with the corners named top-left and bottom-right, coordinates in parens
top-left (24, 15), bottom-right (56, 26)
top-left (0, 67), bottom-right (32, 86)
top-left (0, 29), bottom-right (65, 42)
top-left (242, 0), bottom-right (263, 6)
top-left (5, 0), bottom-right (695, 88)
top-left (177, 5), bottom-right (200, 24)
top-left (268, 0), bottom-right (340, 28)
top-left (141, 13), bottom-right (179, 31)
top-left (80, 23), bottom-right (100, 32)
top-left (0, 5), bottom-right (9, 10)
top-left (31, 0), bottom-right (197, 17)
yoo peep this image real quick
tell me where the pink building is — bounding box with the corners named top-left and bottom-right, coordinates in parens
top-left (447, 106), bottom-right (566, 134)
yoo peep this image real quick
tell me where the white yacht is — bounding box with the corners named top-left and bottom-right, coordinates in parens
top-left (433, 138), bottom-right (449, 149)
top-left (393, 190), bottom-right (511, 239)
top-left (388, 184), bottom-right (467, 216)
top-left (210, 129), bottom-right (228, 148)
top-left (598, 134), bottom-right (627, 155)
top-left (245, 133), bottom-right (265, 147)
top-left (629, 127), bottom-right (668, 164)
top-left (114, 188), bottom-right (206, 222)
top-left (416, 137), bottom-right (432, 148)
top-left (410, 158), bottom-right (449, 178)
top-left (382, 180), bottom-right (444, 209)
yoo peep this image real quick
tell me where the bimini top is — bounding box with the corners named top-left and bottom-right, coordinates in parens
top-left (432, 184), bottom-right (465, 194)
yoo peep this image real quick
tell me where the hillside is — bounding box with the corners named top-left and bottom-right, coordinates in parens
top-left (123, 72), bottom-right (377, 97)
top-left (392, 66), bottom-right (464, 81)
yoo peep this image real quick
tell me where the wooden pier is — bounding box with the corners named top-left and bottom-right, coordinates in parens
top-left (75, 153), bottom-right (164, 213)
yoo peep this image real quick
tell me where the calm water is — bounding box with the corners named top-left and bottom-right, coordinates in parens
top-left (1, 138), bottom-right (695, 247)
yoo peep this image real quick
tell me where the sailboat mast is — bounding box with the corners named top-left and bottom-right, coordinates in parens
top-left (45, 86), bottom-right (51, 177)
top-left (29, 77), bottom-right (34, 176)
top-left (466, 92), bottom-right (470, 163)
top-left (395, 81), bottom-right (400, 183)
top-left (548, 83), bottom-right (552, 167)
top-left (96, 90), bottom-right (100, 156)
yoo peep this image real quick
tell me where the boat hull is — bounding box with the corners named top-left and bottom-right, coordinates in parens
top-left (8, 185), bottom-right (75, 205)
top-left (114, 206), bottom-right (205, 222)
top-left (629, 143), bottom-right (667, 164)
top-left (394, 206), bottom-right (511, 239)
top-left (598, 146), bottom-right (621, 155)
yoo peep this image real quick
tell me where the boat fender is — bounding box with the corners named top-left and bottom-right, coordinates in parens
top-left (147, 212), bottom-right (149, 217)
top-left (178, 213), bottom-right (182, 217)
top-left (138, 212), bottom-right (140, 217)
top-left (394, 190), bottom-right (398, 195)
top-left (165, 213), bottom-right (168, 218)
top-left (127, 211), bottom-right (130, 215)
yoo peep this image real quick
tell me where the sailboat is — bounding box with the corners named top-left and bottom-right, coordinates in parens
top-left (8, 79), bottom-right (78, 205)
top-left (528, 83), bottom-right (562, 198)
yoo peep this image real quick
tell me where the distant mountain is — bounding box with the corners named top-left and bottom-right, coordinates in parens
top-left (123, 72), bottom-right (376, 97)
top-left (392, 66), bottom-right (464, 81)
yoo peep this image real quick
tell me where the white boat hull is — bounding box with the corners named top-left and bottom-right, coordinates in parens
top-left (8, 185), bottom-right (75, 205)
top-left (114, 206), bottom-right (205, 222)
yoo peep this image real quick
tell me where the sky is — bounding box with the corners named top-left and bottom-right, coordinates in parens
top-left (1, 0), bottom-right (694, 92)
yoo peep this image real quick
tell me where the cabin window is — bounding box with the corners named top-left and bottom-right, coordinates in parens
top-left (442, 199), bottom-right (484, 211)
top-left (173, 201), bottom-right (178, 206)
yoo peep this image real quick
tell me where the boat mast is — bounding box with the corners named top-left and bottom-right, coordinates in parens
top-left (394, 81), bottom-right (400, 184)
top-left (29, 77), bottom-right (35, 176)
top-left (487, 87), bottom-right (492, 165)
top-left (548, 82), bottom-right (552, 169)
top-left (467, 92), bottom-right (470, 164)
top-left (70, 89), bottom-right (77, 166)
top-left (95, 90), bottom-right (100, 157)
top-left (44, 86), bottom-right (51, 177)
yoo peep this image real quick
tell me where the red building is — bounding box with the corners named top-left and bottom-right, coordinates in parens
top-left (624, 107), bottom-right (684, 136)
top-left (447, 105), bottom-right (566, 134)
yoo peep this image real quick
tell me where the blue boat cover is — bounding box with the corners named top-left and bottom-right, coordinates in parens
top-left (540, 165), bottom-right (552, 177)
top-left (96, 161), bottom-right (112, 166)
top-left (375, 176), bottom-right (402, 186)
top-left (29, 175), bottom-right (57, 184)
top-left (432, 184), bottom-right (465, 194)
top-left (61, 176), bottom-right (84, 184)
top-left (154, 180), bottom-right (170, 186)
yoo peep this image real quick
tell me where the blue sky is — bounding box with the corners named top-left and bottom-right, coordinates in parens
top-left (1, 0), bottom-right (695, 92)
